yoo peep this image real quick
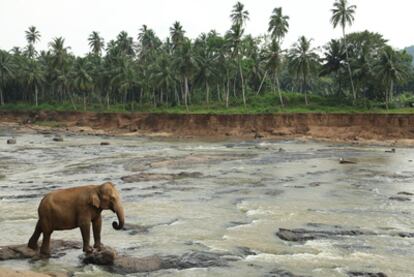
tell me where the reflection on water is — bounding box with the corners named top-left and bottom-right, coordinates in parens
top-left (0, 130), bottom-right (414, 276)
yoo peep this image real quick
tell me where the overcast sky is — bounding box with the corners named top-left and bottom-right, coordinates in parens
top-left (1, 0), bottom-right (412, 55)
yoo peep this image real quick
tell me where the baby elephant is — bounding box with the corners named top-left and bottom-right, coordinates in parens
top-left (28, 182), bottom-right (125, 256)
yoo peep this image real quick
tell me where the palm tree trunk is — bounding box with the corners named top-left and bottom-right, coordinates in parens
top-left (389, 79), bottom-right (394, 103)
top-left (256, 71), bottom-right (268, 96)
top-left (226, 76), bottom-right (230, 109)
top-left (106, 90), bottom-right (110, 110)
top-left (35, 85), bottom-right (39, 107)
top-left (206, 80), bottom-right (210, 107)
top-left (274, 72), bottom-right (284, 108)
top-left (343, 28), bottom-right (356, 104)
top-left (0, 87), bottom-right (4, 106)
top-left (184, 76), bottom-right (189, 111)
top-left (83, 91), bottom-right (86, 111)
top-left (239, 59), bottom-right (246, 107)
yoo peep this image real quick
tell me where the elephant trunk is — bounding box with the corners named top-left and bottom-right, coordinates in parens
top-left (112, 203), bottom-right (125, 230)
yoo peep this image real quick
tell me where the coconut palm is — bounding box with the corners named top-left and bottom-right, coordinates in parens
top-left (288, 36), bottom-right (320, 105)
top-left (231, 2), bottom-right (249, 27)
top-left (25, 26), bottom-right (41, 45)
top-left (88, 31), bottom-right (105, 56)
top-left (116, 31), bottom-right (134, 56)
top-left (170, 21), bottom-right (186, 49)
top-left (173, 39), bottom-right (198, 111)
top-left (229, 2), bottom-right (249, 107)
top-left (73, 58), bottom-right (93, 111)
top-left (268, 7), bottom-right (289, 43)
top-left (0, 51), bottom-right (16, 105)
top-left (263, 41), bottom-right (285, 107)
top-left (374, 46), bottom-right (410, 110)
top-left (331, 0), bottom-right (357, 102)
top-left (24, 60), bottom-right (45, 107)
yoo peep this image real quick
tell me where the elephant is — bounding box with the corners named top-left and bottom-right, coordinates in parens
top-left (27, 182), bottom-right (125, 256)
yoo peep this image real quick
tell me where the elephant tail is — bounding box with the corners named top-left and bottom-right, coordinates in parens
top-left (28, 221), bottom-right (42, 250)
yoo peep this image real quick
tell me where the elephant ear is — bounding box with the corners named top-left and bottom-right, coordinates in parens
top-left (89, 192), bottom-right (101, 209)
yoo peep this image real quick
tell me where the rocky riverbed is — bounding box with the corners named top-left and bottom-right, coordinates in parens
top-left (0, 126), bottom-right (414, 276)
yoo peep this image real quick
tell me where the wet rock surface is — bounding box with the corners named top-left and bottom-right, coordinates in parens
top-left (7, 138), bottom-right (16, 144)
top-left (0, 240), bottom-right (81, 260)
top-left (265, 269), bottom-right (309, 277)
top-left (347, 272), bottom-right (388, 277)
top-left (83, 247), bottom-right (229, 274)
top-left (121, 172), bottom-right (203, 183)
top-left (276, 226), bottom-right (374, 242)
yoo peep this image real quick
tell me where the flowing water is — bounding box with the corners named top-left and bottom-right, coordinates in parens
top-left (0, 128), bottom-right (414, 276)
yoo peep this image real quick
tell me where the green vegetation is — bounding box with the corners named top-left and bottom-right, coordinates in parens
top-left (0, 0), bottom-right (413, 114)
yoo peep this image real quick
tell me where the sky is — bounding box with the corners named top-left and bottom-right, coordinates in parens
top-left (0, 0), bottom-right (413, 55)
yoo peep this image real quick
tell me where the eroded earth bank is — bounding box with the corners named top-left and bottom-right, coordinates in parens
top-left (1, 124), bottom-right (414, 276)
top-left (1, 111), bottom-right (414, 145)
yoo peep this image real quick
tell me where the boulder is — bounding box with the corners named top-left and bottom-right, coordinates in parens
top-left (389, 196), bottom-right (411, 202)
top-left (52, 135), bottom-right (64, 142)
top-left (100, 142), bottom-right (110, 146)
top-left (276, 227), bottom-right (372, 242)
top-left (7, 138), bottom-right (16, 145)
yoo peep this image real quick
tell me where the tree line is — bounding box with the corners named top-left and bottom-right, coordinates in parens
top-left (0, 0), bottom-right (413, 112)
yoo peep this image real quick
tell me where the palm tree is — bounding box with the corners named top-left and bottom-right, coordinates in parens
top-left (116, 31), bottom-right (134, 56)
top-left (0, 51), bottom-right (16, 105)
top-left (266, 6), bottom-right (289, 107)
top-left (263, 41), bottom-right (285, 107)
top-left (331, 0), bottom-right (357, 102)
top-left (229, 1), bottom-right (249, 107)
top-left (170, 21), bottom-right (186, 49)
top-left (88, 31), bottom-right (105, 56)
top-left (24, 60), bottom-right (45, 107)
top-left (288, 36), bottom-right (319, 105)
top-left (231, 2), bottom-right (249, 27)
top-left (73, 58), bottom-right (93, 111)
top-left (268, 7), bottom-right (289, 43)
top-left (374, 46), bottom-right (410, 110)
top-left (25, 26), bottom-right (41, 45)
top-left (173, 39), bottom-right (198, 111)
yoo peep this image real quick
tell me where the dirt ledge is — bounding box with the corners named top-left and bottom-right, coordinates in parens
top-left (1, 111), bottom-right (414, 145)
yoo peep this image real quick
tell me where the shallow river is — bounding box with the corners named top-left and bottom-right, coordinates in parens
top-left (0, 129), bottom-right (414, 276)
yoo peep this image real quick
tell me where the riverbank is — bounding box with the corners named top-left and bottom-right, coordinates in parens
top-left (1, 110), bottom-right (414, 145)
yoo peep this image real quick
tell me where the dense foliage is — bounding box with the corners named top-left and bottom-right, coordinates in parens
top-left (0, 0), bottom-right (413, 113)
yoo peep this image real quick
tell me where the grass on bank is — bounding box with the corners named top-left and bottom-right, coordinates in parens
top-left (1, 93), bottom-right (414, 114)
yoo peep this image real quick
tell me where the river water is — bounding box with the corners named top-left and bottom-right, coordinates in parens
top-left (0, 129), bottom-right (413, 276)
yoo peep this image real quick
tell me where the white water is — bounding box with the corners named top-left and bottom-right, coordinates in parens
top-left (0, 129), bottom-right (414, 276)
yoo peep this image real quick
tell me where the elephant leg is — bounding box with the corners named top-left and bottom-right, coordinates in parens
top-left (92, 216), bottom-right (103, 249)
top-left (28, 220), bottom-right (42, 250)
top-left (40, 230), bottom-right (52, 256)
top-left (80, 223), bottom-right (93, 253)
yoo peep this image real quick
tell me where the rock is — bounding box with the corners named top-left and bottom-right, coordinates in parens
top-left (347, 272), bottom-right (388, 277)
top-left (339, 158), bottom-right (357, 164)
top-left (396, 232), bottom-right (414, 238)
top-left (397, 192), bottom-right (414, 196)
top-left (82, 248), bottom-right (228, 274)
top-left (278, 148), bottom-right (286, 153)
top-left (389, 196), bottom-right (411, 202)
top-left (121, 172), bottom-right (203, 183)
top-left (100, 142), bottom-right (110, 146)
top-left (266, 269), bottom-right (308, 277)
top-left (83, 247), bottom-right (116, 265)
top-left (0, 240), bottom-right (81, 261)
top-left (276, 227), bottom-right (372, 242)
top-left (176, 251), bottom-right (227, 269)
top-left (254, 132), bottom-right (264, 139)
top-left (385, 148), bottom-right (396, 153)
top-left (52, 135), bottom-right (63, 142)
top-left (0, 268), bottom-right (65, 277)
top-left (122, 223), bottom-right (150, 235)
top-left (7, 138), bottom-right (16, 144)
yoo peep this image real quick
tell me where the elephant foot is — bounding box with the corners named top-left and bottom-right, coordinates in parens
top-left (93, 242), bottom-right (104, 251)
top-left (83, 245), bottom-right (94, 254)
top-left (39, 249), bottom-right (51, 258)
top-left (28, 242), bottom-right (38, 250)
